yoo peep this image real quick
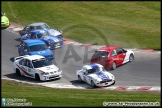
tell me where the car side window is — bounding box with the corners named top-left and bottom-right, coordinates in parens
top-left (100, 51), bottom-right (108, 57)
top-left (24, 59), bottom-right (33, 68)
top-left (24, 26), bottom-right (29, 31)
top-left (116, 48), bottom-right (124, 54)
top-left (30, 26), bottom-right (36, 31)
top-left (30, 33), bottom-right (37, 39)
top-left (19, 59), bottom-right (25, 66)
top-left (111, 49), bottom-right (117, 56)
top-left (92, 51), bottom-right (101, 57)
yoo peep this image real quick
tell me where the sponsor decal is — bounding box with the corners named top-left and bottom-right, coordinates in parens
top-left (16, 64), bottom-right (31, 76)
top-left (38, 51), bottom-right (45, 54)
top-left (46, 67), bottom-right (51, 70)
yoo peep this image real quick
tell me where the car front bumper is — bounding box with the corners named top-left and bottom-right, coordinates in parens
top-left (40, 72), bottom-right (63, 81)
top-left (1, 22), bottom-right (10, 28)
top-left (95, 80), bottom-right (115, 87)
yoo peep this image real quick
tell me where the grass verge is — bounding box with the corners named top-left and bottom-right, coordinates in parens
top-left (2, 79), bottom-right (161, 107)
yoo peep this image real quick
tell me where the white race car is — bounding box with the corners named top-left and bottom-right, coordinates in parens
top-left (13, 55), bottom-right (62, 81)
top-left (76, 63), bottom-right (115, 87)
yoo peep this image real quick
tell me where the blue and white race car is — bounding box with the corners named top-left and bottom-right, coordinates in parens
top-left (21, 29), bottom-right (63, 50)
top-left (19, 22), bottom-right (63, 38)
top-left (18, 39), bottom-right (54, 61)
top-left (76, 63), bottom-right (115, 87)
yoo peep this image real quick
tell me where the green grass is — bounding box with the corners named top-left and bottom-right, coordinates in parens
top-left (2, 79), bottom-right (160, 107)
top-left (2, 1), bottom-right (160, 50)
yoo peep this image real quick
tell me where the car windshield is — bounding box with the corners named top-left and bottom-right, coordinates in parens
top-left (36, 24), bottom-right (50, 30)
top-left (29, 44), bottom-right (48, 52)
top-left (32, 58), bottom-right (52, 68)
top-left (37, 32), bottom-right (50, 38)
top-left (88, 67), bottom-right (105, 74)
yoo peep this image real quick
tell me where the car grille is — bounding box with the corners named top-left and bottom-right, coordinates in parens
top-left (100, 79), bottom-right (112, 83)
top-left (49, 75), bottom-right (59, 79)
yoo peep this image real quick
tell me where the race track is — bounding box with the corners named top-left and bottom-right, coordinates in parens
top-left (1, 29), bottom-right (161, 88)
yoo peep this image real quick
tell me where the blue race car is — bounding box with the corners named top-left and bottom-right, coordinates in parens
top-left (21, 29), bottom-right (63, 50)
top-left (19, 22), bottom-right (63, 38)
top-left (18, 39), bottom-right (54, 61)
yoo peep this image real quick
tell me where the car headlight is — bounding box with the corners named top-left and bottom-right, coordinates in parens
top-left (44, 72), bottom-right (49, 75)
top-left (95, 80), bottom-right (100, 83)
top-left (58, 68), bottom-right (62, 72)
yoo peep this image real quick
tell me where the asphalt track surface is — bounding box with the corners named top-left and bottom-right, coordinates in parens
top-left (1, 29), bottom-right (161, 87)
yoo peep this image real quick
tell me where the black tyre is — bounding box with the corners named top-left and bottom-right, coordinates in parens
top-left (112, 62), bottom-right (116, 70)
top-left (91, 80), bottom-right (96, 88)
top-left (78, 75), bottom-right (82, 82)
top-left (35, 74), bottom-right (40, 81)
top-left (16, 69), bottom-right (21, 76)
top-left (129, 54), bottom-right (134, 62)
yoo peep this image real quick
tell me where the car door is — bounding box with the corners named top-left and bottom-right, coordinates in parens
top-left (18, 58), bottom-right (28, 76)
top-left (22, 43), bottom-right (28, 55)
top-left (116, 48), bottom-right (126, 66)
top-left (19, 41), bottom-right (26, 56)
top-left (81, 68), bottom-right (90, 83)
top-left (23, 59), bottom-right (34, 77)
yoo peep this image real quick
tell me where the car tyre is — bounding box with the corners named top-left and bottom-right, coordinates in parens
top-left (129, 54), bottom-right (134, 62)
top-left (91, 80), bottom-right (96, 88)
top-left (112, 62), bottom-right (116, 70)
top-left (78, 75), bottom-right (82, 82)
top-left (35, 74), bottom-right (40, 81)
top-left (16, 69), bottom-right (21, 76)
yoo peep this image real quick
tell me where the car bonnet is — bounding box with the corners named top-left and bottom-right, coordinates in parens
top-left (48, 29), bottom-right (62, 36)
top-left (36, 64), bottom-right (59, 72)
top-left (43, 36), bottom-right (62, 43)
top-left (29, 49), bottom-right (53, 57)
top-left (89, 71), bottom-right (111, 81)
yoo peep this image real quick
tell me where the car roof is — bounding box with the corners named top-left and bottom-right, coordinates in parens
top-left (30, 29), bottom-right (48, 34)
top-left (97, 46), bottom-right (120, 52)
top-left (83, 63), bottom-right (103, 70)
top-left (23, 55), bottom-right (45, 61)
top-left (28, 22), bottom-right (46, 26)
top-left (23, 39), bottom-right (45, 46)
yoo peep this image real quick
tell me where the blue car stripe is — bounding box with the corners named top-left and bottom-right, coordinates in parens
top-left (95, 71), bottom-right (109, 81)
top-left (89, 64), bottom-right (99, 69)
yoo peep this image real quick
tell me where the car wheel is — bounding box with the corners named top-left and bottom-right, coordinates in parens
top-left (35, 74), bottom-right (40, 81)
top-left (91, 80), bottom-right (96, 88)
top-left (112, 62), bottom-right (116, 70)
top-left (78, 75), bottom-right (82, 82)
top-left (129, 54), bottom-right (134, 62)
top-left (16, 69), bottom-right (21, 76)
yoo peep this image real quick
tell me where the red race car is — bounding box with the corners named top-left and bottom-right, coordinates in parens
top-left (90, 46), bottom-right (134, 70)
